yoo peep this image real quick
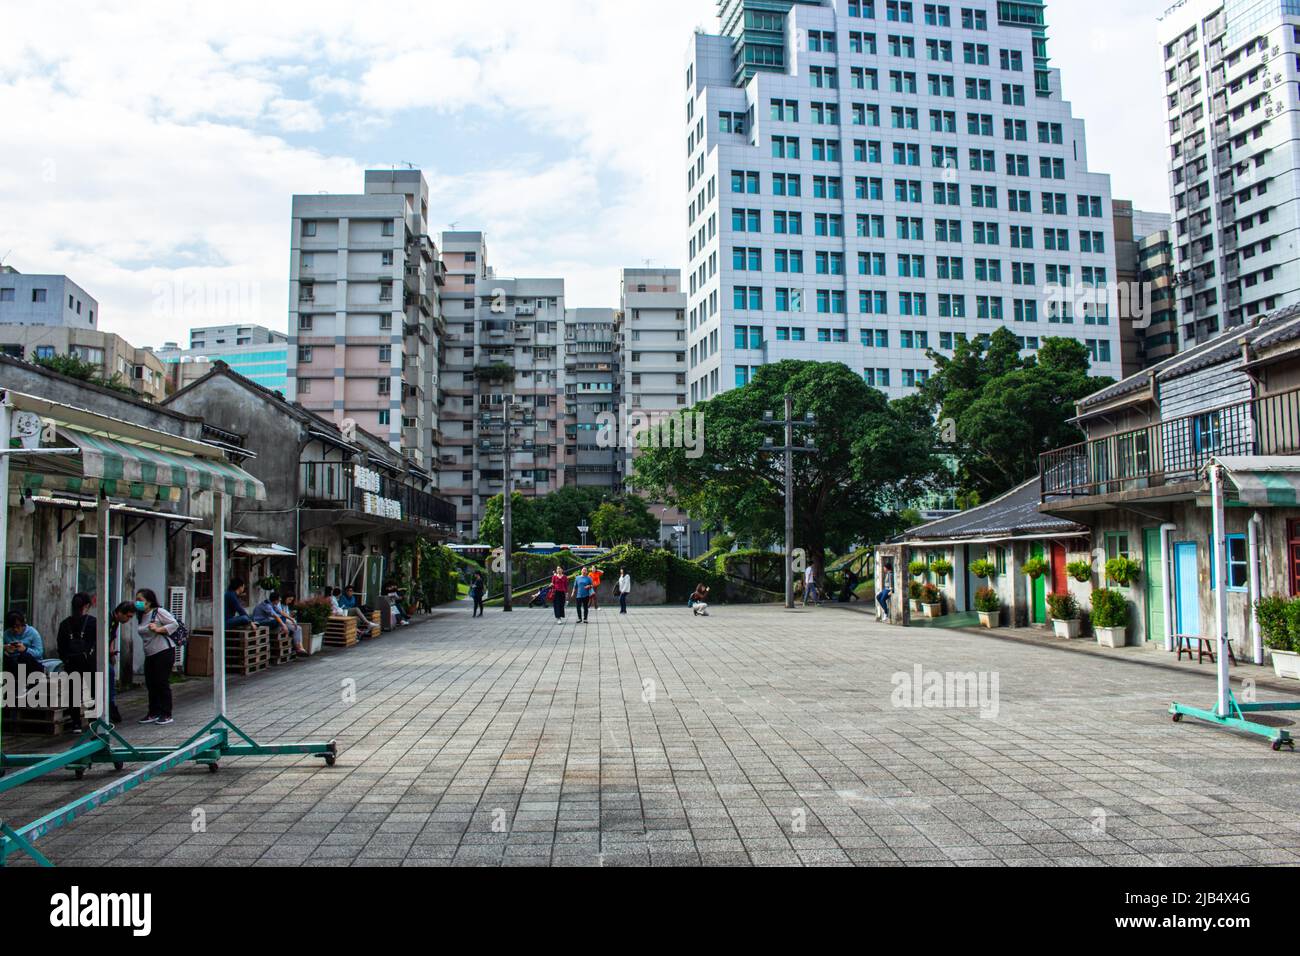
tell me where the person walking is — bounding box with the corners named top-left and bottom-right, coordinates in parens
top-left (876, 561), bottom-right (895, 622)
top-left (588, 567), bottom-right (603, 612)
top-left (617, 568), bottom-right (631, 615)
top-left (106, 602), bottom-right (134, 724)
top-left (550, 566), bottom-right (570, 621)
top-left (56, 593), bottom-right (97, 732)
top-left (470, 572), bottom-right (486, 618)
top-left (135, 589), bottom-right (179, 726)
top-left (803, 563), bottom-right (820, 608)
top-left (573, 567), bottom-right (594, 623)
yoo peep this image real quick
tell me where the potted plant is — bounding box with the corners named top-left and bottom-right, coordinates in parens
top-left (1022, 557), bottom-right (1049, 581)
top-left (1091, 588), bottom-right (1130, 648)
top-left (909, 560), bottom-right (928, 579)
top-left (920, 583), bottom-right (943, 619)
top-left (909, 580), bottom-right (923, 613)
top-left (930, 558), bottom-right (953, 582)
top-left (975, 587), bottom-right (1001, 628)
top-left (1257, 596), bottom-right (1300, 680)
top-left (1105, 557), bottom-right (1141, 588)
top-left (257, 574), bottom-right (282, 594)
top-left (295, 598), bottom-right (332, 656)
top-left (969, 558), bottom-right (996, 581)
top-left (1066, 560), bottom-right (1093, 583)
top-left (1047, 592), bottom-right (1081, 639)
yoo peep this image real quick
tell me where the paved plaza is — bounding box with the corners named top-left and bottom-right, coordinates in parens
top-left (5, 601), bottom-right (1300, 867)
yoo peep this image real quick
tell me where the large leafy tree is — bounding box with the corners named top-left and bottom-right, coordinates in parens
top-left (479, 492), bottom-right (549, 547)
top-left (588, 497), bottom-right (658, 546)
top-left (631, 361), bottom-right (942, 576)
top-left (920, 329), bottom-right (1112, 501)
top-left (534, 486), bottom-right (609, 545)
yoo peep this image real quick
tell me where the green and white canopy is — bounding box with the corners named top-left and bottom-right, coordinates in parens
top-left (1213, 456), bottom-right (1300, 507)
top-left (17, 428), bottom-right (265, 503)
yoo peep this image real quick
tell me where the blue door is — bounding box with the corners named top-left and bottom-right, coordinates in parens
top-left (1174, 542), bottom-right (1200, 636)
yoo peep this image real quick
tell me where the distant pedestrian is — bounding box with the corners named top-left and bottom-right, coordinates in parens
top-left (690, 584), bottom-right (711, 617)
top-left (574, 567), bottom-right (594, 623)
top-left (470, 572), bottom-right (486, 618)
top-left (617, 568), bottom-right (631, 615)
top-left (803, 564), bottom-right (819, 607)
top-left (56, 593), bottom-right (97, 732)
top-left (876, 561), bottom-right (895, 622)
top-left (551, 566), bottom-right (570, 621)
top-left (589, 567), bottom-right (603, 611)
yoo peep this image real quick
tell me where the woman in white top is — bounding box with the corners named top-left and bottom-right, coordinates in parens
top-left (135, 588), bottom-right (179, 726)
top-left (617, 570), bottom-right (632, 615)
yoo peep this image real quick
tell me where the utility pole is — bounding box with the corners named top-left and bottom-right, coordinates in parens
top-left (501, 401), bottom-right (521, 613)
top-left (762, 395), bottom-right (817, 609)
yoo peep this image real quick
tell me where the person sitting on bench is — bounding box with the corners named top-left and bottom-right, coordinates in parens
top-left (3, 609), bottom-right (45, 678)
top-left (224, 579), bottom-right (253, 628)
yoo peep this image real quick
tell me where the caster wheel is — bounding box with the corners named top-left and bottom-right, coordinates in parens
top-left (74, 768), bottom-right (86, 780)
top-left (324, 755), bottom-right (336, 767)
top-left (208, 763), bottom-right (220, 774)
top-left (1272, 741), bottom-right (1283, 752)
top-left (113, 762), bottom-right (125, 771)
top-left (1172, 714), bottom-right (1183, 723)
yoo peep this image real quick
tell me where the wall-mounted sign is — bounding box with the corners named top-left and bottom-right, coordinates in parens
top-left (362, 492), bottom-right (401, 520)
top-left (354, 465), bottom-right (381, 493)
top-left (10, 411), bottom-right (45, 450)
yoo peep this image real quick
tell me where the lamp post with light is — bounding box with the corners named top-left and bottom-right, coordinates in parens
top-left (760, 395), bottom-right (817, 609)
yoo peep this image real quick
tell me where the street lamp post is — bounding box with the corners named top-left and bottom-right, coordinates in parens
top-left (761, 395), bottom-right (817, 609)
top-left (673, 524), bottom-right (686, 560)
top-left (578, 523), bottom-right (589, 548)
top-left (500, 401), bottom-right (528, 613)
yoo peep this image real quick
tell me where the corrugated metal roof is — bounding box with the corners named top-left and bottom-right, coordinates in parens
top-left (903, 479), bottom-right (1083, 542)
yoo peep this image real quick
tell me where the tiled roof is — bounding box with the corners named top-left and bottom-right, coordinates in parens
top-left (903, 479), bottom-right (1084, 542)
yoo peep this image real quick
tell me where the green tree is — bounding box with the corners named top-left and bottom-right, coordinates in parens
top-left (479, 492), bottom-right (549, 547)
top-left (534, 486), bottom-right (609, 544)
top-left (34, 353), bottom-right (134, 395)
top-left (922, 329), bottom-right (1111, 502)
top-left (588, 496), bottom-right (658, 546)
top-left (632, 361), bottom-right (942, 578)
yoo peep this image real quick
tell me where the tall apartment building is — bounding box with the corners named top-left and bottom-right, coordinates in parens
top-left (564, 307), bottom-right (621, 488)
top-left (1113, 201), bottom-right (1176, 376)
top-left (0, 268), bottom-right (98, 328)
top-left (286, 169), bottom-right (445, 473)
top-left (684, 0), bottom-right (1124, 404)
top-left (1138, 227), bottom-right (1179, 367)
top-left (437, 231), bottom-right (570, 540)
top-left (1159, 0), bottom-right (1300, 348)
top-left (616, 268), bottom-right (695, 547)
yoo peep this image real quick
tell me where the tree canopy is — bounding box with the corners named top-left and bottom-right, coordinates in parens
top-left (588, 497), bottom-right (658, 546)
top-left (919, 328), bottom-right (1112, 502)
top-left (630, 360), bottom-right (943, 573)
top-left (478, 487), bottom-right (658, 547)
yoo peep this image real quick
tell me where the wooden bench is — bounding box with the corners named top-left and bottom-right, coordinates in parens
top-left (225, 626), bottom-right (271, 676)
top-left (1, 705), bottom-right (73, 736)
top-left (1175, 634), bottom-right (1238, 666)
top-left (323, 616), bottom-right (358, 648)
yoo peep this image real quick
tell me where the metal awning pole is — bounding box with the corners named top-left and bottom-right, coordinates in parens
top-left (96, 493), bottom-right (111, 728)
top-left (212, 491), bottom-right (227, 718)
top-left (1210, 465), bottom-right (1230, 717)
top-left (1160, 523), bottom-right (1177, 653)
top-left (0, 395), bottom-right (10, 763)
top-left (1249, 513), bottom-right (1264, 666)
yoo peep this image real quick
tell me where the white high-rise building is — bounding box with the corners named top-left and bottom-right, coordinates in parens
top-left (1158, 0), bottom-right (1300, 348)
top-left (684, 0), bottom-right (1123, 403)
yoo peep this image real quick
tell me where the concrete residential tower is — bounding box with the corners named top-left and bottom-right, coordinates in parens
top-left (1158, 0), bottom-right (1300, 348)
top-left (685, 0), bottom-right (1123, 402)
top-left (286, 169), bottom-right (445, 473)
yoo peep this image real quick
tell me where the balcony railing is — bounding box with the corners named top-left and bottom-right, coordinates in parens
top-left (1040, 387), bottom-right (1300, 499)
top-left (299, 461), bottom-right (456, 528)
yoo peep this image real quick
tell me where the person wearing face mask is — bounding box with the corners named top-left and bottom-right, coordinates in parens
top-left (135, 589), bottom-right (179, 726)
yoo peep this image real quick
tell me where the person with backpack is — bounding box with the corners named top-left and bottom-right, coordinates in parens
top-left (470, 572), bottom-right (486, 618)
top-left (135, 588), bottom-right (180, 726)
top-left (56, 593), bottom-right (98, 732)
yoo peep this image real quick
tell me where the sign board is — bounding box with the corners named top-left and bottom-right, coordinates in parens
top-left (354, 465), bottom-right (381, 493)
top-left (10, 411), bottom-right (44, 450)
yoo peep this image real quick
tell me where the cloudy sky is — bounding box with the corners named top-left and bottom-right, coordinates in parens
top-left (0, 0), bottom-right (1172, 347)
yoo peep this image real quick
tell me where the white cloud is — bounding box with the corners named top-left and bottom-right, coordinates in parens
top-left (0, 0), bottom-right (1173, 343)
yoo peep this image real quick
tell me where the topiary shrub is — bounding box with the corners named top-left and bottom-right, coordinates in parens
top-left (974, 587), bottom-right (1001, 613)
top-left (1091, 588), bottom-right (1130, 630)
top-left (1046, 592), bottom-right (1079, 622)
top-left (1256, 596), bottom-right (1300, 653)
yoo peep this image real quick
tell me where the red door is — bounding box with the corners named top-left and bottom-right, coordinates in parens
top-left (1050, 542), bottom-right (1069, 597)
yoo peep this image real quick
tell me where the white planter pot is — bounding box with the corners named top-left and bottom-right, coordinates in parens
top-left (1052, 618), bottom-right (1081, 640)
top-left (910, 600), bottom-right (923, 613)
top-left (978, 610), bottom-right (1000, 629)
top-left (922, 603), bottom-right (943, 619)
top-left (1270, 649), bottom-right (1300, 680)
top-left (1096, 626), bottom-right (1127, 649)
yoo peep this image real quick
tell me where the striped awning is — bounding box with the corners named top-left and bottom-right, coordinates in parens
top-left (1214, 456), bottom-right (1300, 507)
top-left (17, 429), bottom-right (265, 502)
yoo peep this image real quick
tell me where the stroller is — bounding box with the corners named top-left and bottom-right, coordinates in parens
top-left (529, 584), bottom-right (553, 609)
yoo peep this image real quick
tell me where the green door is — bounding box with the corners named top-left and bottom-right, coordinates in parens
top-left (1143, 528), bottom-right (1165, 645)
top-left (1031, 544), bottom-right (1047, 624)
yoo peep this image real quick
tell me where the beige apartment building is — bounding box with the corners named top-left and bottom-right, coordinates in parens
top-left (0, 324), bottom-right (167, 402)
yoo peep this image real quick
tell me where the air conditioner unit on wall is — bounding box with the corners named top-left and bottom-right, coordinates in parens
top-left (168, 586), bottom-right (187, 671)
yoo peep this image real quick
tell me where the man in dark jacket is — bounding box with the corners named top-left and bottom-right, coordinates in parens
top-left (56, 593), bottom-right (97, 732)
